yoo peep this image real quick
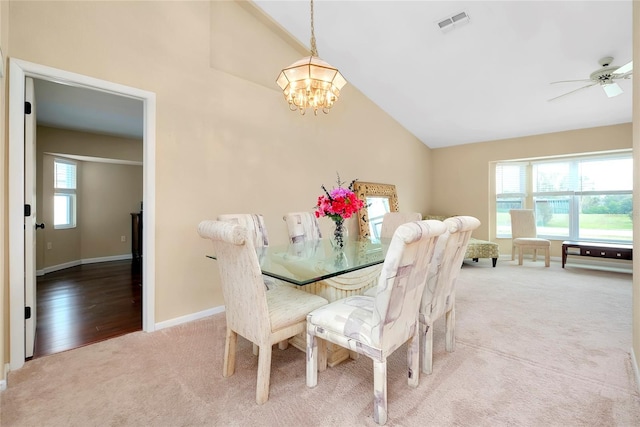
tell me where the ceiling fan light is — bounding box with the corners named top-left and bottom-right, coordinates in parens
top-left (602, 82), bottom-right (623, 98)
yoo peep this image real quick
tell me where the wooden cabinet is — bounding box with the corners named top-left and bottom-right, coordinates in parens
top-left (131, 212), bottom-right (142, 269)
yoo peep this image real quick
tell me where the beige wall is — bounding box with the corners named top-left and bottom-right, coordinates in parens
top-left (36, 126), bottom-right (143, 270)
top-left (36, 126), bottom-right (142, 162)
top-left (39, 155), bottom-right (143, 270)
top-left (632, 0), bottom-right (639, 386)
top-left (1, 0), bottom-right (637, 388)
top-left (3, 0), bottom-right (431, 337)
top-left (429, 123), bottom-right (632, 256)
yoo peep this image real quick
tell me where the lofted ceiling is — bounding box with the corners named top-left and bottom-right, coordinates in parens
top-left (32, 1), bottom-right (632, 150)
top-left (254, 0), bottom-right (633, 148)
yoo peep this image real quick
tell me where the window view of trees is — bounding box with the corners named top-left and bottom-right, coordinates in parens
top-left (496, 154), bottom-right (632, 243)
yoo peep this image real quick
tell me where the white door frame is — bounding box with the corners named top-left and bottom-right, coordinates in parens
top-left (8, 58), bottom-right (156, 370)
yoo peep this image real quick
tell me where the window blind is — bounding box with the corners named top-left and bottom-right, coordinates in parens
top-left (54, 160), bottom-right (76, 190)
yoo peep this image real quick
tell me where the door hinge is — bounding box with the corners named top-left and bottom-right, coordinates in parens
top-left (24, 204), bottom-right (31, 217)
top-left (25, 306), bottom-right (31, 320)
top-left (25, 101), bottom-right (32, 115)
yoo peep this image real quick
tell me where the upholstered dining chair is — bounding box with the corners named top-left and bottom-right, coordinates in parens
top-left (282, 211), bottom-right (322, 244)
top-left (419, 216), bottom-right (480, 375)
top-left (305, 220), bottom-right (447, 425)
top-left (198, 220), bottom-right (328, 405)
top-left (217, 213), bottom-right (288, 290)
top-left (380, 212), bottom-right (422, 239)
top-left (509, 209), bottom-right (550, 267)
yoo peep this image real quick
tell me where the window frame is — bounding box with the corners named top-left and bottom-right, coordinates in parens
top-left (53, 158), bottom-right (77, 230)
top-left (495, 152), bottom-right (632, 243)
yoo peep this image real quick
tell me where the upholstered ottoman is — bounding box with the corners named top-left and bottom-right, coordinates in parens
top-left (465, 238), bottom-right (499, 267)
top-left (423, 215), bottom-right (498, 267)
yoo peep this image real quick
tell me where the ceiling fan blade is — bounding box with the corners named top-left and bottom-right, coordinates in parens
top-left (547, 83), bottom-right (597, 102)
top-left (603, 82), bottom-right (623, 98)
top-left (550, 79), bottom-right (592, 84)
top-left (613, 61), bottom-right (632, 75)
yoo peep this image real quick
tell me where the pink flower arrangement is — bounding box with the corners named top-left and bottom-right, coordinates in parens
top-left (314, 175), bottom-right (365, 222)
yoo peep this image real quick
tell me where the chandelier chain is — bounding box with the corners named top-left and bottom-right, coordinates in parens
top-left (310, 0), bottom-right (318, 57)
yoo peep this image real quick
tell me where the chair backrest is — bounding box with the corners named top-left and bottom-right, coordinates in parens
top-left (380, 212), bottom-right (422, 239)
top-left (283, 212), bottom-right (322, 243)
top-left (198, 220), bottom-right (271, 345)
top-left (217, 213), bottom-right (270, 248)
top-left (420, 216), bottom-right (481, 324)
top-left (509, 209), bottom-right (537, 239)
top-left (369, 220), bottom-right (447, 351)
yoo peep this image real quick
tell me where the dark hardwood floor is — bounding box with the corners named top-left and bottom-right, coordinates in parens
top-left (33, 260), bottom-right (142, 359)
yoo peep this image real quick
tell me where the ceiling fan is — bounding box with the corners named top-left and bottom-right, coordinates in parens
top-left (548, 56), bottom-right (633, 101)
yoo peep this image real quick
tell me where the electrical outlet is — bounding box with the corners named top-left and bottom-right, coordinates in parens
top-left (47, 242), bottom-right (52, 250)
top-left (121, 235), bottom-right (126, 242)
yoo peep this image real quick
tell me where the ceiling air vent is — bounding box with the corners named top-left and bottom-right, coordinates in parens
top-left (437, 11), bottom-right (470, 33)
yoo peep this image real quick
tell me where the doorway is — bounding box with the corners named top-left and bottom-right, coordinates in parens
top-left (9, 59), bottom-right (157, 370)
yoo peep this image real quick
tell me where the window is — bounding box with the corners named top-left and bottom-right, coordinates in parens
top-left (54, 159), bottom-right (77, 229)
top-left (495, 162), bottom-right (527, 237)
top-left (496, 153), bottom-right (632, 243)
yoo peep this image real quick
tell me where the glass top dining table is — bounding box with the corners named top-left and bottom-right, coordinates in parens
top-left (209, 237), bottom-right (390, 286)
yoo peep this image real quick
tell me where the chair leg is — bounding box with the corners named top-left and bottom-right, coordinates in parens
top-left (278, 340), bottom-right (289, 350)
top-left (223, 327), bottom-right (237, 378)
top-left (511, 244), bottom-right (515, 261)
top-left (544, 248), bottom-right (550, 267)
top-left (533, 248), bottom-right (538, 262)
top-left (420, 322), bottom-right (433, 375)
top-left (256, 344), bottom-right (272, 405)
top-left (407, 325), bottom-right (420, 388)
top-left (318, 338), bottom-right (327, 372)
top-left (373, 359), bottom-right (388, 425)
top-left (445, 306), bottom-right (456, 353)
top-left (306, 329), bottom-right (319, 388)
top-left (518, 247), bottom-right (524, 265)
top-left (252, 343), bottom-right (259, 356)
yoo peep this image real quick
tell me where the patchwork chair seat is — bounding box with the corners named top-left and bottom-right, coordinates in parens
top-left (306, 220), bottom-right (447, 425)
top-left (420, 216), bottom-right (480, 374)
top-left (304, 295), bottom-right (378, 353)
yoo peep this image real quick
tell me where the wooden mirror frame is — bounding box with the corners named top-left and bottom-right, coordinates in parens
top-left (353, 181), bottom-right (399, 238)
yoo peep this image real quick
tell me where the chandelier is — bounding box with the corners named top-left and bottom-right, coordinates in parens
top-left (276, 0), bottom-right (347, 115)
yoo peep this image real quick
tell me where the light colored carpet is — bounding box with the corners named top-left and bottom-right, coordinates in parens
top-left (2, 260), bottom-right (639, 426)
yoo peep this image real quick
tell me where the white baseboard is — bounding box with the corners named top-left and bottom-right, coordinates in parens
top-left (154, 305), bottom-right (225, 331)
top-left (37, 254), bottom-right (133, 276)
top-left (632, 347), bottom-right (640, 394)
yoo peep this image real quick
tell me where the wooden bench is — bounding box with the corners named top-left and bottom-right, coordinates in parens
top-left (562, 240), bottom-right (632, 268)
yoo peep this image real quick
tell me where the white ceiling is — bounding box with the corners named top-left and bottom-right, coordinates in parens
top-left (33, 79), bottom-right (143, 140)
top-left (254, 0), bottom-right (633, 148)
top-left (32, 1), bottom-right (632, 149)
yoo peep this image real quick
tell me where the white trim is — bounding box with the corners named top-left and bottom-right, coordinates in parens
top-left (155, 306), bottom-right (226, 331)
top-left (8, 58), bottom-right (156, 371)
top-left (36, 254), bottom-right (133, 276)
top-left (632, 347), bottom-right (640, 394)
top-left (45, 152), bottom-right (143, 166)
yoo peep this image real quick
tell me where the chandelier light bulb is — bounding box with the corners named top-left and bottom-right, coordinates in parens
top-left (276, 0), bottom-right (347, 115)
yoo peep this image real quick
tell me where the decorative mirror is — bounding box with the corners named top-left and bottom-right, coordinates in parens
top-left (353, 181), bottom-right (399, 239)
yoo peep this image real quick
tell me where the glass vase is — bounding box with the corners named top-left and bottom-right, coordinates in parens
top-left (331, 218), bottom-right (348, 250)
